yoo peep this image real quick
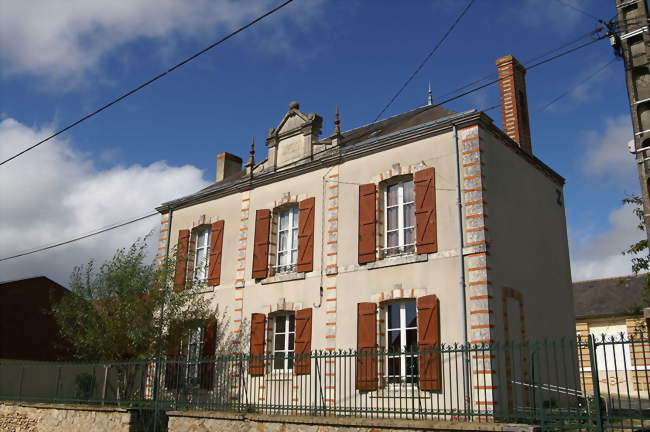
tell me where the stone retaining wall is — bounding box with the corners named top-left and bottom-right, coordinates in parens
top-left (0, 403), bottom-right (131, 432)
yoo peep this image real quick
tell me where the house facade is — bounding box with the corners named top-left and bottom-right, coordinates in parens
top-left (155, 55), bottom-right (574, 411)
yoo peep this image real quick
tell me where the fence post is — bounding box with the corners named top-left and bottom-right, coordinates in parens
top-left (17, 365), bottom-right (25, 400)
top-left (587, 335), bottom-right (604, 432)
top-left (101, 365), bottom-right (109, 405)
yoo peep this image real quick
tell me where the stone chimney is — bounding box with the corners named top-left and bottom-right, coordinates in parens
top-left (496, 55), bottom-right (532, 153)
top-left (215, 152), bottom-right (242, 182)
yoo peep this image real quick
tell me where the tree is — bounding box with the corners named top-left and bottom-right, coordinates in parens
top-left (622, 195), bottom-right (650, 310)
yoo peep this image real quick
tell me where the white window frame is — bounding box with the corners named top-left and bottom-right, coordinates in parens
top-left (276, 206), bottom-right (299, 273)
top-left (383, 178), bottom-right (415, 257)
top-left (385, 301), bottom-right (418, 384)
top-left (272, 313), bottom-right (295, 371)
top-left (194, 227), bottom-right (211, 282)
top-left (184, 327), bottom-right (204, 385)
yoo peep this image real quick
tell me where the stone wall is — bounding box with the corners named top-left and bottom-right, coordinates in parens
top-left (0, 403), bottom-right (131, 432)
top-left (167, 411), bottom-right (538, 432)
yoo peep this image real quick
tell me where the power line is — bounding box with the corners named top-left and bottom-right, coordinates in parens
top-left (373, 0), bottom-right (476, 122)
top-left (538, 57), bottom-right (617, 112)
top-left (0, 212), bottom-right (158, 262)
top-left (550, 0), bottom-right (604, 24)
top-left (0, 0), bottom-right (296, 167)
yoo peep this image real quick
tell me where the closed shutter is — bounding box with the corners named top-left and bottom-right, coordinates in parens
top-left (164, 323), bottom-right (182, 390)
top-left (417, 294), bottom-right (441, 391)
top-left (174, 229), bottom-right (190, 290)
top-left (358, 184), bottom-right (377, 264)
top-left (294, 308), bottom-right (313, 375)
top-left (414, 167), bottom-right (438, 254)
top-left (252, 209), bottom-right (271, 279)
top-left (297, 198), bottom-right (315, 273)
top-left (249, 313), bottom-right (266, 376)
top-left (356, 302), bottom-right (378, 390)
top-left (200, 318), bottom-right (217, 389)
top-left (207, 220), bottom-right (224, 286)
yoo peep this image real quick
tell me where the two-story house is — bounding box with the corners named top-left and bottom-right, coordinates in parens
top-left (155, 55), bottom-right (574, 413)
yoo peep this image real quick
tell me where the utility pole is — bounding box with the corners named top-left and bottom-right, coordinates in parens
top-left (614, 0), bottom-right (650, 245)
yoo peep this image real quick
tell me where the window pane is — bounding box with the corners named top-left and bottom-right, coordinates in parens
top-left (289, 315), bottom-right (295, 332)
top-left (387, 231), bottom-right (399, 248)
top-left (278, 251), bottom-right (287, 266)
top-left (388, 329), bottom-right (401, 352)
top-left (387, 304), bottom-right (401, 329)
top-left (279, 231), bottom-right (288, 251)
top-left (403, 203), bottom-right (415, 228)
top-left (405, 302), bottom-right (416, 328)
top-left (291, 207), bottom-right (299, 228)
top-left (273, 355), bottom-right (284, 370)
top-left (403, 180), bottom-right (414, 203)
top-left (404, 228), bottom-right (415, 246)
top-left (288, 334), bottom-right (294, 350)
top-left (287, 352), bottom-right (294, 369)
top-left (405, 355), bottom-right (419, 379)
top-left (387, 356), bottom-right (401, 377)
top-left (292, 228), bottom-right (298, 250)
top-left (387, 207), bottom-right (398, 230)
top-left (280, 210), bottom-right (289, 230)
top-left (274, 334), bottom-right (285, 351)
top-left (276, 316), bottom-right (285, 333)
top-left (387, 184), bottom-right (398, 206)
top-left (406, 329), bottom-right (418, 351)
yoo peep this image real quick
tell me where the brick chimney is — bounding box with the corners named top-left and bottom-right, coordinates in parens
top-left (496, 55), bottom-right (532, 153)
top-left (216, 152), bottom-right (242, 182)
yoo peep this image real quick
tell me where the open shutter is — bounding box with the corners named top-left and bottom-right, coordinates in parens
top-left (174, 229), bottom-right (190, 290)
top-left (252, 209), bottom-right (271, 279)
top-left (358, 184), bottom-right (377, 264)
top-left (417, 294), bottom-right (441, 391)
top-left (356, 302), bottom-right (378, 390)
top-left (297, 198), bottom-right (315, 273)
top-left (207, 220), bottom-right (224, 286)
top-left (200, 318), bottom-right (217, 389)
top-left (249, 313), bottom-right (266, 376)
top-left (415, 167), bottom-right (438, 254)
top-left (294, 308), bottom-right (313, 375)
top-left (164, 322), bottom-right (182, 390)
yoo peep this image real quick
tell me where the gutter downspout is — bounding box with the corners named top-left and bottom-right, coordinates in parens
top-left (453, 124), bottom-right (471, 411)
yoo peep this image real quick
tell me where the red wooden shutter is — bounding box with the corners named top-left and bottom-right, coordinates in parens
top-left (174, 229), bottom-right (190, 290)
top-left (249, 313), bottom-right (266, 376)
top-left (358, 184), bottom-right (377, 264)
top-left (200, 318), bottom-right (217, 389)
top-left (297, 198), bottom-right (315, 273)
top-left (417, 294), bottom-right (441, 391)
top-left (207, 220), bottom-right (224, 286)
top-left (164, 322), bottom-right (182, 389)
top-left (356, 302), bottom-right (378, 390)
top-left (252, 209), bottom-right (271, 279)
top-left (294, 308), bottom-right (313, 375)
top-left (415, 167), bottom-right (438, 254)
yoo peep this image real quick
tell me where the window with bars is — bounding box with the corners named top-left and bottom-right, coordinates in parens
top-left (276, 207), bottom-right (299, 273)
top-left (193, 227), bottom-right (211, 282)
top-left (386, 301), bottom-right (418, 384)
top-left (273, 313), bottom-right (295, 371)
top-left (184, 327), bottom-right (204, 386)
top-left (384, 179), bottom-right (415, 257)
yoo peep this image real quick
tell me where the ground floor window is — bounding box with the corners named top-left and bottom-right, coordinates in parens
top-left (273, 313), bottom-right (295, 370)
top-left (386, 301), bottom-right (418, 383)
top-left (184, 327), bottom-right (204, 385)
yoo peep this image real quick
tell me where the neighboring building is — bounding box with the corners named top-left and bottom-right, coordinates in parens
top-left (574, 274), bottom-right (649, 397)
top-left (156, 55), bottom-right (574, 410)
top-left (0, 276), bottom-right (72, 361)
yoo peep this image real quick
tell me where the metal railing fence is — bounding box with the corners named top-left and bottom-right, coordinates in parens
top-left (1, 335), bottom-right (650, 431)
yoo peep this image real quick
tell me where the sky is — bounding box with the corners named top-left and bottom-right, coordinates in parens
top-left (0, 0), bottom-right (642, 287)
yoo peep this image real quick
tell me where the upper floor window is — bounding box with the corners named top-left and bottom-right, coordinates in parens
top-left (277, 207), bottom-right (299, 273)
top-left (273, 312), bottom-right (295, 370)
top-left (384, 179), bottom-right (415, 257)
top-left (194, 227), bottom-right (210, 282)
top-left (386, 300), bottom-right (418, 384)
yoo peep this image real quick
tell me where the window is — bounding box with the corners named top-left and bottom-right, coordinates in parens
top-left (384, 179), bottom-right (415, 257)
top-left (184, 327), bottom-right (204, 385)
top-left (273, 313), bottom-right (295, 371)
top-left (277, 207), bottom-right (299, 273)
top-left (194, 227), bottom-right (210, 282)
top-left (386, 301), bottom-right (418, 384)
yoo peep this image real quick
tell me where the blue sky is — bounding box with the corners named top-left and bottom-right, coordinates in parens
top-left (0, 0), bottom-right (641, 285)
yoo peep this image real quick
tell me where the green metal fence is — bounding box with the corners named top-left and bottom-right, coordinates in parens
top-left (1, 335), bottom-right (649, 431)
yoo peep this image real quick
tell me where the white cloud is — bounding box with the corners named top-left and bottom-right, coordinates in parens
top-left (0, 118), bottom-right (209, 286)
top-left (0, 0), bottom-right (322, 87)
top-left (582, 115), bottom-right (635, 184)
top-left (570, 203), bottom-right (643, 281)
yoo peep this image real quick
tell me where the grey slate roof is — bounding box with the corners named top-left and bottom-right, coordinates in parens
top-left (573, 274), bottom-right (648, 319)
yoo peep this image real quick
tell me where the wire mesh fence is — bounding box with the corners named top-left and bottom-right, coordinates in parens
top-left (1, 335), bottom-right (650, 431)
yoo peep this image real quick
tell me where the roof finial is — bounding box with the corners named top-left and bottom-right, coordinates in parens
top-left (246, 137), bottom-right (255, 178)
top-left (334, 105), bottom-right (341, 136)
top-left (427, 82), bottom-right (433, 106)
